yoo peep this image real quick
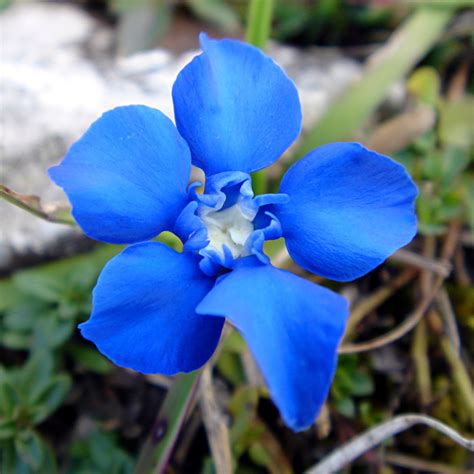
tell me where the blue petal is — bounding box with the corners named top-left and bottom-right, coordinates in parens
top-left (274, 143), bottom-right (418, 281)
top-left (80, 242), bottom-right (224, 375)
top-left (172, 33), bottom-right (302, 175)
top-left (196, 260), bottom-right (348, 431)
top-left (49, 105), bottom-right (191, 244)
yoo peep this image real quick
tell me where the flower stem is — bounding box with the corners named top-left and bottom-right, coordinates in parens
top-left (245, 0), bottom-right (274, 50)
top-left (246, 0), bottom-right (275, 195)
top-left (134, 371), bottom-right (200, 474)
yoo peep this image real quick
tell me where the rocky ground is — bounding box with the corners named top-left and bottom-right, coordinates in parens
top-left (0, 2), bottom-right (363, 271)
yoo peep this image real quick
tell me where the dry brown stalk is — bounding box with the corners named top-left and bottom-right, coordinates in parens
top-left (198, 365), bottom-right (233, 474)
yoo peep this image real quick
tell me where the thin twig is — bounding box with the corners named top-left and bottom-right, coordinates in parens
top-left (0, 184), bottom-right (75, 226)
top-left (315, 404), bottom-right (331, 439)
top-left (412, 235), bottom-right (435, 405)
top-left (339, 277), bottom-right (443, 354)
top-left (306, 414), bottom-right (474, 474)
top-left (447, 55), bottom-right (470, 100)
top-left (454, 247), bottom-right (471, 285)
top-left (391, 248), bottom-right (452, 277)
top-left (339, 221), bottom-right (460, 354)
top-left (241, 347), bottom-right (264, 387)
top-left (440, 337), bottom-right (474, 426)
top-left (384, 451), bottom-right (473, 474)
top-left (421, 234), bottom-right (437, 295)
top-left (436, 287), bottom-right (461, 353)
top-left (412, 320), bottom-right (431, 405)
top-left (416, 231), bottom-right (471, 422)
top-left (439, 221), bottom-right (462, 264)
top-left (197, 326), bottom-right (233, 473)
top-left (344, 269), bottom-right (417, 339)
top-left (199, 365), bottom-right (233, 474)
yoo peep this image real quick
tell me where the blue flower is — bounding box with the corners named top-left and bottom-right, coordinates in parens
top-left (49, 34), bottom-right (417, 431)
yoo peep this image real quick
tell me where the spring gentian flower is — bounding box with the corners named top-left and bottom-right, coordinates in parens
top-left (49, 34), bottom-right (417, 431)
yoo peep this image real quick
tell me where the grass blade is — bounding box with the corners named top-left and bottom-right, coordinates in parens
top-left (134, 371), bottom-right (200, 474)
top-left (295, 7), bottom-right (453, 159)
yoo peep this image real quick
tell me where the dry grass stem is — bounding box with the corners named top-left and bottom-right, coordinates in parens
top-left (437, 287), bottom-right (461, 353)
top-left (306, 414), bottom-right (474, 473)
top-left (339, 221), bottom-right (460, 354)
top-left (199, 365), bottom-right (233, 474)
top-left (384, 451), bottom-right (473, 474)
top-left (344, 268), bottom-right (417, 339)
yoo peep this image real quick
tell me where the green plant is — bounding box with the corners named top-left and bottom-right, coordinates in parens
top-left (0, 351), bottom-right (71, 473)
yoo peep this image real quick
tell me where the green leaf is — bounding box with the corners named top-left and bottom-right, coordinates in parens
top-left (57, 301), bottom-right (80, 320)
top-left (440, 147), bottom-right (471, 189)
top-left (0, 418), bottom-right (16, 440)
top-left (216, 352), bottom-right (245, 386)
top-left (272, 1), bottom-right (307, 40)
top-left (200, 456), bottom-right (215, 474)
top-left (0, 280), bottom-right (22, 311)
top-left (67, 429), bottom-right (133, 474)
top-left (421, 150), bottom-right (444, 181)
top-left (37, 439), bottom-right (58, 474)
top-left (13, 271), bottom-right (63, 303)
top-left (412, 129), bottom-right (437, 155)
top-left (1, 439), bottom-right (26, 474)
top-left (350, 373), bottom-right (374, 397)
top-left (359, 401), bottom-right (385, 426)
top-left (407, 66), bottom-right (441, 105)
top-left (9, 245), bottom-right (119, 295)
top-left (222, 329), bottom-right (246, 353)
top-left (333, 365), bottom-right (354, 395)
top-left (15, 430), bottom-right (44, 470)
top-left (30, 375), bottom-right (71, 425)
top-left (67, 344), bottom-right (112, 374)
top-left (3, 304), bottom-right (38, 331)
top-left (10, 431), bottom-right (58, 473)
top-left (249, 442), bottom-right (272, 468)
top-left (1, 332), bottom-right (31, 350)
top-left (31, 317), bottom-right (75, 350)
top-left (335, 397), bottom-right (356, 418)
top-left (439, 97), bottom-right (474, 149)
top-left (19, 351), bottom-right (54, 399)
top-left (438, 194), bottom-right (463, 222)
top-left (0, 374), bottom-right (18, 418)
top-left (229, 386), bottom-right (260, 449)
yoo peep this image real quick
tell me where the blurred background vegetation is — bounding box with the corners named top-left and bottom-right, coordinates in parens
top-left (1, 0), bottom-right (473, 473)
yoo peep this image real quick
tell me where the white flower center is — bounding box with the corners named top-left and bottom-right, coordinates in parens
top-left (200, 204), bottom-right (254, 259)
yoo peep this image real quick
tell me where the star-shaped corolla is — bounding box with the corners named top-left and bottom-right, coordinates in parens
top-left (49, 33), bottom-right (417, 431)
